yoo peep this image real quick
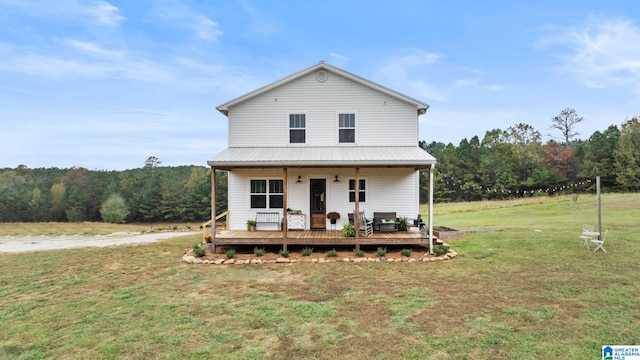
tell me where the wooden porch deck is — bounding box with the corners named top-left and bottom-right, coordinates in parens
top-left (213, 229), bottom-right (432, 246)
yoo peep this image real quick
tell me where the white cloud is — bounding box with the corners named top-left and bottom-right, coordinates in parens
top-left (151, 0), bottom-right (222, 41)
top-left (0, 0), bottom-right (124, 26)
top-left (540, 16), bottom-right (640, 94)
top-left (328, 53), bottom-right (349, 67)
top-left (86, 1), bottom-right (124, 26)
top-left (0, 48), bottom-right (172, 81)
top-left (62, 39), bottom-right (124, 58)
top-left (376, 50), bottom-right (447, 102)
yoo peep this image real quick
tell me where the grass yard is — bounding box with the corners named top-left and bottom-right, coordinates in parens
top-left (1, 193), bottom-right (639, 359)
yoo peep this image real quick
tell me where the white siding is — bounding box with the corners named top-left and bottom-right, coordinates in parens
top-left (226, 168), bottom-right (420, 230)
top-left (227, 71), bottom-right (419, 148)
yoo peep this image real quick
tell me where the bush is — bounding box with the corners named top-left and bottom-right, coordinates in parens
top-left (342, 222), bottom-right (355, 237)
top-left (186, 223), bottom-right (192, 230)
top-left (225, 249), bottom-right (236, 259)
top-left (254, 247), bottom-right (265, 257)
top-left (400, 248), bottom-right (412, 257)
top-left (354, 249), bottom-right (365, 257)
top-left (172, 224), bottom-right (178, 231)
top-left (398, 217), bottom-right (408, 231)
top-left (301, 247), bottom-right (313, 256)
top-left (377, 247), bottom-right (387, 257)
top-left (433, 244), bottom-right (449, 256)
top-left (279, 249), bottom-right (290, 258)
top-left (327, 249), bottom-right (338, 257)
top-left (100, 193), bottom-right (129, 223)
top-left (193, 243), bottom-right (206, 257)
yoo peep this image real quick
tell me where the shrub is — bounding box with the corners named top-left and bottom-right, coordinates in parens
top-left (186, 223), bottom-right (192, 230)
top-left (377, 247), bottom-right (387, 257)
top-left (172, 224), bottom-right (178, 231)
top-left (301, 247), bottom-right (313, 256)
top-left (254, 247), bottom-right (266, 257)
top-left (327, 249), bottom-right (338, 257)
top-left (354, 249), bottom-right (365, 257)
top-left (400, 248), bottom-right (412, 257)
top-left (279, 249), bottom-right (290, 258)
top-left (225, 249), bottom-right (236, 259)
top-left (100, 193), bottom-right (129, 223)
top-left (193, 243), bottom-right (206, 257)
top-left (342, 222), bottom-right (355, 237)
top-left (157, 225), bottom-right (163, 232)
top-left (398, 217), bottom-right (408, 231)
top-left (433, 244), bottom-right (450, 256)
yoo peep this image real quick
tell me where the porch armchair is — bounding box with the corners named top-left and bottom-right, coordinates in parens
top-left (409, 214), bottom-right (426, 230)
top-left (348, 212), bottom-right (374, 236)
top-left (358, 211), bottom-right (374, 237)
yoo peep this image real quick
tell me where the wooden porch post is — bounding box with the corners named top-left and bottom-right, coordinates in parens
top-left (282, 167), bottom-right (288, 251)
top-left (354, 167), bottom-right (360, 251)
top-left (428, 164), bottom-right (434, 254)
top-left (211, 167), bottom-right (216, 253)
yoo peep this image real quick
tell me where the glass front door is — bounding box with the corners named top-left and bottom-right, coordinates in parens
top-left (309, 179), bottom-right (326, 229)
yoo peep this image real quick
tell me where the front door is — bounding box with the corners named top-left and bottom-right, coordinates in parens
top-left (310, 179), bottom-right (326, 229)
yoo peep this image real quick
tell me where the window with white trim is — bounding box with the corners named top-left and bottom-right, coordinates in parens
top-left (349, 179), bottom-right (366, 202)
top-left (339, 113), bottom-right (355, 143)
top-left (250, 179), bottom-right (283, 208)
top-left (289, 114), bottom-right (306, 143)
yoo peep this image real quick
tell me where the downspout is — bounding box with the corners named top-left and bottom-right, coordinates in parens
top-left (429, 164), bottom-right (435, 254)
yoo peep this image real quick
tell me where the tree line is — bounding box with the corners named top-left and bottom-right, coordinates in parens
top-left (419, 110), bottom-right (640, 202)
top-left (0, 156), bottom-right (227, 223)
top-left (2, 109), bottom-right (639, 222)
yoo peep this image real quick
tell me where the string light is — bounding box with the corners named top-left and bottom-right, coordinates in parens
top-left (435, 176), bottom-right (595, 195)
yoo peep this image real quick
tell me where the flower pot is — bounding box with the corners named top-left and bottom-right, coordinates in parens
top-left (330, 219), bottom-right (337, 224)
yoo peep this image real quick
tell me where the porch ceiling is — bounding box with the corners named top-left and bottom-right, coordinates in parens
top-left (207, 146), bottom-right (436, 170)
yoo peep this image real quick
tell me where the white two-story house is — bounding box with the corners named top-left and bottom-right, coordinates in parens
top-left (208, 62), bottom-right (436, 250)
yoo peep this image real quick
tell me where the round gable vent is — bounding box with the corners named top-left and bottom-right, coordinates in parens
top-left (315, 70), bottom-right (328, 82)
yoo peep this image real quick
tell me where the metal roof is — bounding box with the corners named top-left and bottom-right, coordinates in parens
top-left (207, 146), bottom-right (436, 170)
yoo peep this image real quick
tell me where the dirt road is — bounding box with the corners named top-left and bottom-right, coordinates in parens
top-left (0, 231), bottom-right (197, 253)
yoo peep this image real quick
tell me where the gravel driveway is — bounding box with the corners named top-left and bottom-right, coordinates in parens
top-left (0, 232), bottom-right (197, 253)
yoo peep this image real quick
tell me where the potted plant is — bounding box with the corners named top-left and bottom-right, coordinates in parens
top-left (326, 212), bottom-right (340, 224)
top-left (246, 219), bottom-right (256, 231)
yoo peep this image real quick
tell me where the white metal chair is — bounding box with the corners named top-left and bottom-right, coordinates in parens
top-left (580, 224), bottom-right (595, 249)
top-left (591, 229), bottom-right (608, 253)
top-left (358, 211), bottom-right (374, 237)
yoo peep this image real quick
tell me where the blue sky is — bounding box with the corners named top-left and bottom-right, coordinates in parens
top-left (1, 0), bottom-right (639, 170)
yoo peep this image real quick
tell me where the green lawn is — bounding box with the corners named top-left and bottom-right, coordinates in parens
top-left (1, 193), bottom-right (639, 359)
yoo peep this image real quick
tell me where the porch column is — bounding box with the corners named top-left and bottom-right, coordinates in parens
top-left (282, 167), bottom-right (288, 251)
top-left (211, 167), bottom-right (217, 253)
top-left (354, 167), bottom-right (360, 251)
top-left (428, 164), bottom-right (434, 254)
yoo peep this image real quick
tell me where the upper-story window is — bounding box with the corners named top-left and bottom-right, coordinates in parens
top-left (339, 113), bottom-right (355, 143)
top-left (289, 114), bottom-right (306, 143)
top-left (250, 179), bottom-right (283, 208)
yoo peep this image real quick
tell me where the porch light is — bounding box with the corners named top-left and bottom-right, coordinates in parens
top-left (296, 176), bottom-right (302, 183)
top-left (334, 175), bottom-right (340, 182)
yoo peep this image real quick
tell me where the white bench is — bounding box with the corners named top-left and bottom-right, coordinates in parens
top-left (255, 212), bottom-right (281, 230)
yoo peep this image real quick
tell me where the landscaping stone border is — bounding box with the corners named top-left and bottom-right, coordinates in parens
top-left (181, 245), bottom-right (458, 265)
